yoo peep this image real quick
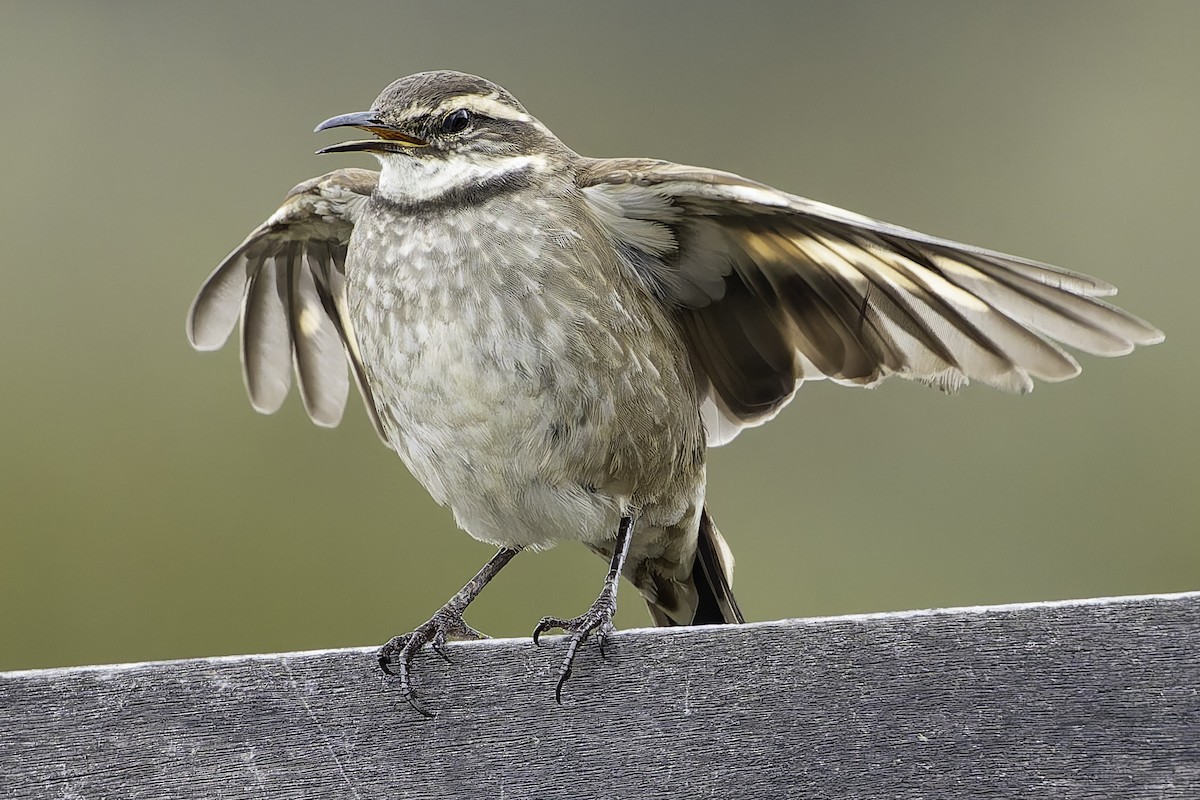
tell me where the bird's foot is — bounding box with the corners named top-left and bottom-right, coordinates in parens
top-left (532, 585), bottom-right (618, 704)
top-left (378, 605), bottom-right (486, 717)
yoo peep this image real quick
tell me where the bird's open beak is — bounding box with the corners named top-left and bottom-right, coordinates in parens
top-left (314, 111), bottom-right (428, 155)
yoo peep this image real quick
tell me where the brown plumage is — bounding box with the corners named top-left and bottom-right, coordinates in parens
top-left (187, 70), bottom-right (1161, 713)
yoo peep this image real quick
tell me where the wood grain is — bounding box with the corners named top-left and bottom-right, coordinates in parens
top-left (2, 592), bottom-right (1198, 798)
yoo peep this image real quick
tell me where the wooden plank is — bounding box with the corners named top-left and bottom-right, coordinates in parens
top-left (2, 592), bottom-right (1198, 798)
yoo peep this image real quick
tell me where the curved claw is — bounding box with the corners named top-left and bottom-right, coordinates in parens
top-left (596, 627), bottom-right (611, 660)
top-left (535, 600), bottom-right (617, 704)
top-left (398, 684), bottom-right (436, 719)
top-left (532, 616), bottom-right (570, 646)
top-left (554, 663), bottom-right (573, 704)
top-left (378, 608), bottom-right (490, 717)
top-left (376, 630), bottom-right (437, 717)
top-left (431, 629), bottom-right (454, 665)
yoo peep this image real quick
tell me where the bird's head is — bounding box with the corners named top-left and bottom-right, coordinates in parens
top-left (315, 71), bottom-right (568, 203)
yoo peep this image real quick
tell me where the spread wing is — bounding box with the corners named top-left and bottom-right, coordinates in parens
top-left (186, 168), bottom-right (388, 444)
top-left (579, 159), bottom-right (1164, 445)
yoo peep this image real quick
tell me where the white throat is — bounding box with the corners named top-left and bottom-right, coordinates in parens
top-left (376, 152), bottom-right (546, 203)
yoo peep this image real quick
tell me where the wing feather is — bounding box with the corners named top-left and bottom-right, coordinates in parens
top-left (579, 159), bottom-right (1163, 444)
top-left (186, 168), bottom-right (389, 443)
top-left (289, 242), bottom-right (350, 426)
top-left (240, 253), bottom-right (292, 414)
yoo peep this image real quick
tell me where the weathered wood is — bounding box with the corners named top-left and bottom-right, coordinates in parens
top-left (2, 593), bottom-right (1198, 798)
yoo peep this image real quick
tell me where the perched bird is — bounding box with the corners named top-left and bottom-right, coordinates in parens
top-left (187, 70), bottom-right (1163, 714)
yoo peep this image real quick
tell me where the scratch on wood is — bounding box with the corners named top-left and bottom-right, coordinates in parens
top-left (0, 592), bottom-right (1196, 799)
top-left (280, 659), bottom-right (363, 800)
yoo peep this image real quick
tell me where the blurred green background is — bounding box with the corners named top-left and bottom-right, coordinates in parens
top-left (2, 1), bottom-right (1195, 672)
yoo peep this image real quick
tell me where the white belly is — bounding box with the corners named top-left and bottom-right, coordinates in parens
top-left (379, 311), bottom-right (625, 549)
top-left (345, 195), bottom-right (706, 551)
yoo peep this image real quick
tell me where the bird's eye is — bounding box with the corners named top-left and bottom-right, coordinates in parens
top-left (441, 109), bottom-right (472, 134)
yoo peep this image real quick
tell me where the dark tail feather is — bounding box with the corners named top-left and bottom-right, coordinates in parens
top-left (692, 507), bottom-right (745, 624)
top-left (647, 507), bottom-right (745, 626)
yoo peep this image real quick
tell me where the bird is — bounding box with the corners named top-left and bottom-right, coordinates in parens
top-left (187, 70), bottom-right (1163, 714)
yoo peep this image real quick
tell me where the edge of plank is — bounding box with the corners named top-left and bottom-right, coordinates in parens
top-left (4, 589), bottom-right (1196, 680)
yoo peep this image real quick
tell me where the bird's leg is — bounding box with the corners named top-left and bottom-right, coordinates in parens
top-left (533, 516), bottom-right (635, 703)
top-left (379, 546), bottom-right (520, 717)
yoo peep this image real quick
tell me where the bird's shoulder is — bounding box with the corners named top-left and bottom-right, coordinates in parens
top-left (268, 167), bottom-right (379, 238)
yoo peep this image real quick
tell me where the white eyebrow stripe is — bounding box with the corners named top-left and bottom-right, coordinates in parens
top-left (431, 94), bottom-right (533, 123)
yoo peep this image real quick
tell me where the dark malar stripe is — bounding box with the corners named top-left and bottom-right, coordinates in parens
top-left (370, 163), bottom-right (542, 216)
